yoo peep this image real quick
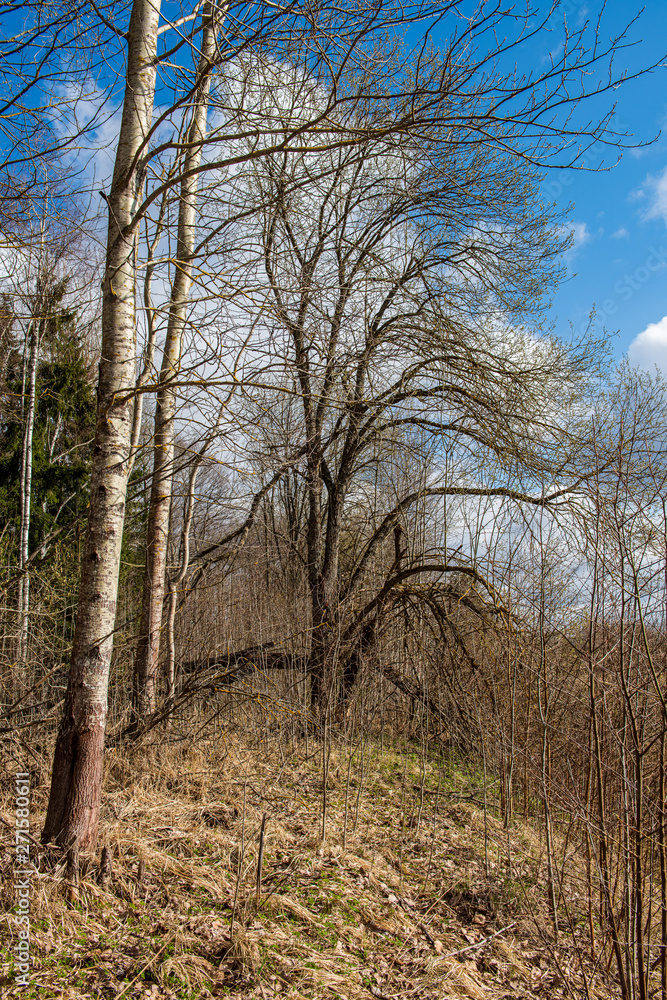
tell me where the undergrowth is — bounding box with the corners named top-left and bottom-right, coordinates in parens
top-left (0, 731), bottom-right (619, 999)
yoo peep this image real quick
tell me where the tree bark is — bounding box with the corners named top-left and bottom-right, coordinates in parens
top-left (42, 0), bottom-right (162, 850)
top-left (133, 2), bottom-right (219, 724)
top-left (16, 309), bottom-right (39, 676)
top-left (165, 448), bottom-right (206, 708)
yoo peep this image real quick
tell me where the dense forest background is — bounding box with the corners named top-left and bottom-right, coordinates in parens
top-left (2, 2), bottom-right (667, 997)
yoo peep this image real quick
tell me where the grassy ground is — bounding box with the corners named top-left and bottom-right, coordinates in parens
top-left (1, 731), bottom-right (617, 999)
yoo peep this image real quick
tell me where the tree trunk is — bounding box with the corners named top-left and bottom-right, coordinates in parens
top-left (133, 3), bottom-right (219, 724)
top-left (16, 312), bottom-right (39, 677)
top-left (42, 0), bottom-right (162, 850)
top-left (305, 442), bottom-right (329, 716)
top-left (165, 457), bottom-right (200, 707)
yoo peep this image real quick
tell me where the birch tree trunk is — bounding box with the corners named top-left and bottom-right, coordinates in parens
top-left (132, 2), bottom-right (220, 725)
top-left (16, 312), bottom-right (39, 678)
top-left (42, 0), bottom-right (162, 850)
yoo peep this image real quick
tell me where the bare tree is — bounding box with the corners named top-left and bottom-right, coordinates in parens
top-left (178, 118), bottom-right (602, 723)
top-left (42, 0), bottom-right (163, 848)
top-left (132, 1), bottom-right (224, 724)
top-left (15, 0), bottom-right (655, 848)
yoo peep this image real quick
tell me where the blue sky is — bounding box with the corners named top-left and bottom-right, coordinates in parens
top-left (505, 1), bottom-right (667, 369)
top-left (4, 1), bottom-right (666, 370)
top-left (417, 0), bottom-right (667, 368)
top-left (397, 0), bottom-right (667, 369)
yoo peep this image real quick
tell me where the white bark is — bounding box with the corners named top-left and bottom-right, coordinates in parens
top-left (134, 1), bottom-right (221, 723)
top-left (164, 392), bottom-right (229, 705)
top-left (43, 0), bottom-right (162, 850)
top-left (16, 315), bottom-right (39, 673)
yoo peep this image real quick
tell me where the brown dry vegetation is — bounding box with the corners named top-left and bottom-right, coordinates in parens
top-left (1, 731), bottom-right (621, 1000)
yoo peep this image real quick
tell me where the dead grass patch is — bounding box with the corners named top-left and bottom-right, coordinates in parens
top-left (0, 732), bottom-right (619, 999)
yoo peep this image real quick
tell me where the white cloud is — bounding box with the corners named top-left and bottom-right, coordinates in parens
top-left (628, 316), bottom-right (667, 371)
top-left (642, 166), bottom-right (667, 225)
top-left (541, 42), bottom-right (564, 67)
top-left (563, 221), bottom-right (591, 261)
top-left (572, 221), bottom-right (590, 247)
top-left (612, 226), bottom-right (629, 239)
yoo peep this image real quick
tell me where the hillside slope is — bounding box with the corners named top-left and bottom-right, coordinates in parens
top-left (1, 736), bottom-right (616, 999)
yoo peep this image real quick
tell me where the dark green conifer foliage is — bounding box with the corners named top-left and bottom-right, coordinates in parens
top-left (0, 278), bottom-right (94, 552)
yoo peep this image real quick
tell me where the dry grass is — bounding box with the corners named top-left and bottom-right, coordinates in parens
top-left (0, 730), bottom-right (619, 999)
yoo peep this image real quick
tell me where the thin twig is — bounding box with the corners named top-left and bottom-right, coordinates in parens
top-left (446, 922), bottom-right (516, 958)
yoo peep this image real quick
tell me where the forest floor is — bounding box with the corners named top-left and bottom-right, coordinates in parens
top-left (1, 731), bottom-right (619, 999)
